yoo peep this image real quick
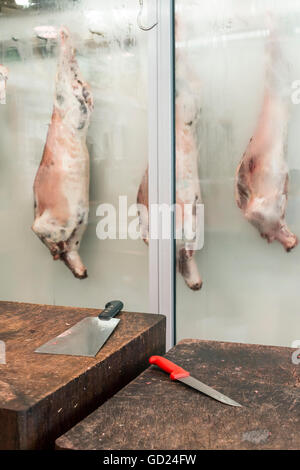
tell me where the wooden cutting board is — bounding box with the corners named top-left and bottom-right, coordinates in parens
top-left (56, 339), bottom-right (300, 450)
top-left (0, 301), bottom-right (166, 449)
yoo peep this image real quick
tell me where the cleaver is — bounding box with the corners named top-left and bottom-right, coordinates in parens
top-left (35, 300), bottom-right (124, 357)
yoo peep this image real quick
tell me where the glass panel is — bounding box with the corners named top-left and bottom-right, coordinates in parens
top-left (0, 0), bottom-right (149, 313)
top-left (175, 0), bottom-right (300, 346)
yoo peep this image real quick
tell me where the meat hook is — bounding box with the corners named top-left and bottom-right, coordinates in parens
top-left (137, 0), bottom-right (158, 31)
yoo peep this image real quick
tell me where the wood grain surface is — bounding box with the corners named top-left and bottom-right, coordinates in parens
top-left (0, 301), bottom-right (166, 449)
top-left (56, 339), bottom-right (300, 450)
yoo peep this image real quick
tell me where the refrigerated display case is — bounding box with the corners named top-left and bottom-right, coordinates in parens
top-left (0, 0), bottom-right (299, 350)
top-left (175, 0), bottom-right (300, 347)
top-left (0, 0), bottom-right (150, 313)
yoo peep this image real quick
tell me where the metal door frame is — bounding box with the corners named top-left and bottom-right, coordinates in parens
top-left (147, 0), bottom-right (175, 350)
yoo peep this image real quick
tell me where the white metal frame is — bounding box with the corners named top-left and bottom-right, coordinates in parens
top-left (147, 0), bottom-right (175, 350)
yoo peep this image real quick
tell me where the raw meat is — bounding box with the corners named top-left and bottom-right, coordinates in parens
top-left (137, 166), bottom-right (149, 245)
top-left (175, 80), bottom-right (203, 291)
top-left (235, 29), bottom-right (297, 252)
top-left (32, 27), bottom-right (93, 278)
top-left (137, 17), bottom-right (203, 291)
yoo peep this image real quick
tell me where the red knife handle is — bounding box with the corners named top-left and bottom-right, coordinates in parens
top-left (149, 356), bottom-right (190, 380)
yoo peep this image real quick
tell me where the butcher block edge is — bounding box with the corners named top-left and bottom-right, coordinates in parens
top-left (0, 301), bottom-right (166, 449)
top-left (55, 339), bottom-right (300, 450)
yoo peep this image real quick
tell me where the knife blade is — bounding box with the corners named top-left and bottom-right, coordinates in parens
top-left (149, 355), bottom-right (242, 407)
top-left (35, 301), bottom-right (123, 357)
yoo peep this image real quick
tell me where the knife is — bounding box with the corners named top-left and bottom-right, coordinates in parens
top-left (35, 300), bottom-right (124, 357)
top-left (149, 355), bottom-right (242, 407)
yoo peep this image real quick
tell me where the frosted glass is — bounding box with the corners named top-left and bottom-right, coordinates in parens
top-left (175, 0), bottom-right (300, 346)
top-left (0, 0), bottom-right (149, 313)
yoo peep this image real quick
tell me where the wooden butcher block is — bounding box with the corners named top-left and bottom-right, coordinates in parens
top-left (0, 301), bottom-right (166, 450)
top-left (56, 339), bottom-right (300, 450)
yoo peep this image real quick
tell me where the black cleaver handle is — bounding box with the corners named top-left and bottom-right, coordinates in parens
top-left (99, 301), bottom-right (124, 320)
